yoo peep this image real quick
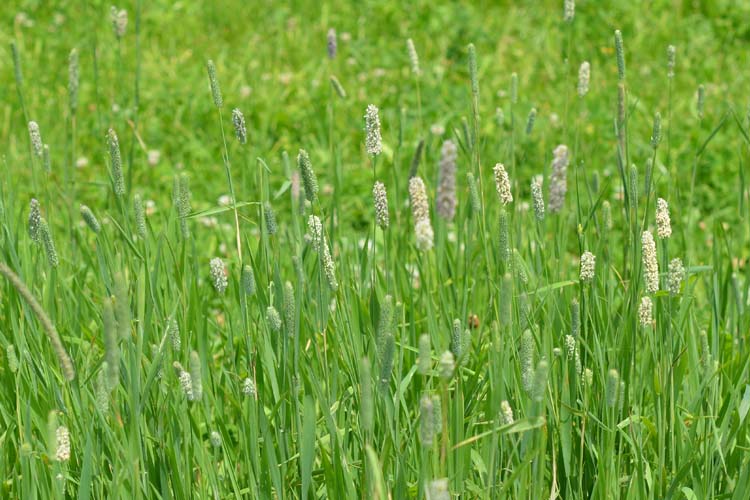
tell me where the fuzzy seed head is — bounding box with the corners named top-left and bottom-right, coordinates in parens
top-left (189, 350), bottom-right (202, 401)
top-left (429, 479), bottom-right (450, 500)
top-left (510, 72), bottom-right (518, 104)
top-left (525, 107), bottom-right (537, 135)
top-left (439, 350), bottom-right (455, 380)
top-left (564, 0), bottom-right (575, 22)
top-left (606, 369), bottom-right (620, 407)
top-left (241, 265), bottom-right (256, 296)
top-left (329, 75), bottom-right (346, 99)
top-left (415, 218), bottom-right (434, 252)
top-left (420, 395), bottom-right (435, 447)
top-left (80, 205), bottom-right (101, 234)
top-left (133, 194), bottom-right (147, 238)
top-left (242, 377), bottom-right (256, 397)
top-left (107, 128), bottom-right (125, 196)
top-left (532, 360), bottom-right (549, 402)
top-left (209, 431), bottom-right (222, 448)
top-left (466, 173), bottom-right (481, 215)
top-left (39, 219), bottom-right (58, 268)
top-left (418, 334), bottom-right (431, 375)
top-left (209, 258), bottom-right (228, 294)
top-left (110, 6), bottom-right (128, 38)
top-left (409, 176), bottom-right (430, 222)
top-left (668, 258), bottom-right (685, 295)
top-left (493, 163), bottom-right (513, 205)
top-left (548, 145), bottom-right (569, 213)
top-left (373, 181), bottom-right (390, 229)
top-left (655, 198), bottom-right (672, 239)
top-left (364, 104), bottom-right (383, 156)
top-left (500, 400), bottom-right (514, 425)
top-left (531, 177), bottom-right (545, 221)
top-left (6, 344), bottom-right (19, 373)
top-left (578, 61), bottom-right (590, 97)
top-left (264, 202), bottom-right (277, 235)
top-left (232, 109), bottom-right (247, 144)
top-left (579, 251), bottom-right (596, 283)
top-left (614, 30), bottom-right (626, 81)
top-left (168, 317), bottom-right (181, 351)
top-left (28, 121), bottom-right (43, 157)
top-left (29, 199), bottom-right (42, 243)
top-left (467, 43), bottom-right (479, 99)
top-left (436, 140), bottom-right (458, 221)
top-left (642, 231), bottom-right (659, 294)
top-left (174, 362), bottom-right (194, 400)
top-left (651, 112), bottom-right (662, 149)
top-left (406, 38), bottom-right (420, 75)
top-left (68, 48), bottom-right (79, 113)
top-left (55, 426), bottom-right (71, 462)
top-left (639, 296), bottom-right (653, 328)
top-left (206, 59), bottom-right (223, 108)
top-left (667, 45), bottom-right (676, 78)
top-left (297, 149), bottom-right (318, 202)
top-left (520, 329), bottom-right (534, 394)
top-left (327, 28), bottom-right (337, 59)
top-left (266, 306), bottom-right (282, 332)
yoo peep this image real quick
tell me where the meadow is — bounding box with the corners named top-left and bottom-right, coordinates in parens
top-left (1, 0), bottom-right (750, 498)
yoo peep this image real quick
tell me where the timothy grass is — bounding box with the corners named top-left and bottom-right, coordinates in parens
top-left (2, 1), bottom-right (750, 498)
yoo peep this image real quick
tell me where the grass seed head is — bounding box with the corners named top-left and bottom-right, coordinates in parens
top-left (579, 251), bottom-right (596, 283)
top-left (436, 140), bottom-right (457, 221)
top-left (39, 219), bottom-right (59, 268)
top-left (364, 104), bottom-right (383, 156)
top-left (564, 0), bottom-right (575, 22)
top-left (210, 258), bottom-right (228, 295)
top-left (578, 61), bottom-right (590, 97)
top-left (80, 205), bottom-right (101, 234)
top-left (297, 149), bottom-right (318, 202)
top-left (520, 329), bottom-right (534, 394)
top-left (133, 193), bottom-right (147, 239)
top-left (667, 44), bottom-right (676, 78)
top-left (668, 258), bottom-right (685, 295)
top-left (500, 400), bottom-right (514, 425)
top-left (548, 145), bottom-right (569, 213)
top-left (29, 199), bottom-right (42, 243)
top-left (614, 29), bottom-right (626, 81)
top-left (406, 38), bottom-right (420, 75)
top-left (606, 369), bottom-right (620, 407)
top-left (493, 163), bottom-right (513, 205)
top-left (656, 198), bottom-right (672, 239)
top-left (372, 181), bottom-right (390, 229)
top-left (466, 172), bottom-right (481, 216)
top-left (639, 296), bottom-right (653, 328)
top-left (108, 128), bottom-right (125, 196)
top-left (420, 394), bottom-right (435, 447)
top-left (189, 351), bottom-right (202, 401)
top-left (232, 108), bottom-right (247, 144)
top-left (531, 176), bottom-right (545, 221)
top-left (439, 350), bottom-right (455, 380)
top-left (327, 28), bottom-right (337, 59)
top-left (642, 231), bottom-right (659, 294)
top-left (206, 59), bottom-right (223, 108)
top-left (28, 121), bottom-right (43, 157)
top-left (110, 6), bottom-right (128, 38)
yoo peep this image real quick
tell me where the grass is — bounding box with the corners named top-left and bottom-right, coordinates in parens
top-left (1, 0), bottom-right (750, 498)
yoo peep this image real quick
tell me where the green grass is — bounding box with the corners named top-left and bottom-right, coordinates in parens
top-left (2, 0), bottom-right (750, 498)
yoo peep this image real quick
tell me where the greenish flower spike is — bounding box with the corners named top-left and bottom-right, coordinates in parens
top-left (242, 264), bottom-right (256, 296)
top-left (614, 30), bottom-right (626, 81)
top-left (467, 43), bottom-right (479, 100)
top-left (133, 193), bottom-right (147, 239)
top-left (108, 128), bottom-right (125, 196)
top-left (420, 395), bottom-right (435, 447)
top-left (606, 368), bottom-right (620, 407)
top-left (189, 350), bottom-right (203, 401)
top-left (266, 305), bottom-right (282, 333)
top-left (264, 202), bottom-right (277, 235)
top-left (650, 112), bottom-right (662, 149)
top-left (39, 219), bottom-right (58, 268)
top-left (519, 329), bottom-right (534, 394)
top-left (68, 48), bottom-right (79, 113)
top-left (297, 149), bottom-right (318, 202)
top-left (206, 59), bottom-right (223, 108)
top-left (418, 334), bottom-right (431, 375)
top-left (329, 75), bottom-right (347, 99)
top-left (80, 205), bottom-right (101, 234)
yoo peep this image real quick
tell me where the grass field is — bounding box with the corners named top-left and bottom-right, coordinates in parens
top-left (2, 0), bottom-right (750, 498)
